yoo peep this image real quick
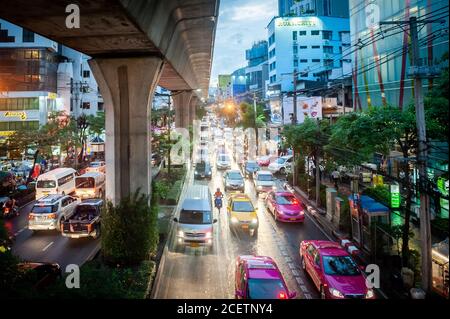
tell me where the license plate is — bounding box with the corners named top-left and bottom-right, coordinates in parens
top-left (242, 224), bottom-right (249, 229)
top-left (190, 242), bottom-right (200, 247)
top-left (290, 218), bottom-right (297, 221)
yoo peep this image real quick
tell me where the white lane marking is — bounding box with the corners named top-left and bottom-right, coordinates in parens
top-left (295, 277), bottom-right (304, 285)
top-left (42, 241), bottom-right (54, 251)
top-left (291, 269), bottom-right (300, 277)
top-left (13, 227), bottom-right (27, 237)
top-left (304, 293), bottom-right (312, 299)
top-left (300, 285), bottom-right (308, 292)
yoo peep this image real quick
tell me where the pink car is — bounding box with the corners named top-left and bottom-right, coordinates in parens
top-left (299, 240), bottom-right (375, 299)
top-left (235, 255), bottom-right (297, 299)
top-left (265, 191), bottom-right (305, 222)
top-left (257, 156), bottom-right (270, 167)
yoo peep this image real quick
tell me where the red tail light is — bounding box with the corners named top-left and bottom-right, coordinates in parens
top-left (4, 208), bottom-right (9, 214)
top-left (86, 224), bottom-right (92, 233)
top-left (28, 214), bottom-right (34, 220)
top-left (278, 292), bottom-right (287, 299)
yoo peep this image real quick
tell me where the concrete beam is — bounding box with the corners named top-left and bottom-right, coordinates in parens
top-left (89, 56), bottom-right (164, 203)
top-left (189, 96), bottom-right (199, 124)
top-left (173, 91), bottom-right (193, 129)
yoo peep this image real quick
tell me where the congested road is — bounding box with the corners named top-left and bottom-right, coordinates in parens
top-left (152, 126), bottom-right (330, 299)
top-left (5, 199), bottom-right (100, 270)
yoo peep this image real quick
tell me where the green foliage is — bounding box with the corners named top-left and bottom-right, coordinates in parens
top-left (238, 102), bottom-right (267, 129)
top-left (37, 260), bottom-right (154, 299)
top-left (102, 190), bottom-right (157, 266)
top-left (87, 112), bottom-right (105, 137)
top-left (338, 196), bottom-right (351, 233)
top-left (166, 180), bottom-right (183, 205)
top-left (153, 180), bottom-right (171, 200)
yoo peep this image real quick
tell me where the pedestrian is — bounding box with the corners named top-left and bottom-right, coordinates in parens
top-left (331, 169), bottom-right (340, 190)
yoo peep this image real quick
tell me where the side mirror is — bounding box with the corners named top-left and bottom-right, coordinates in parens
top-left (213, 218), bottom-right (218, 223)
top-left (173, 217), bottom-right (178, 223)
top-left (289, 291), bottom-right (297, 299)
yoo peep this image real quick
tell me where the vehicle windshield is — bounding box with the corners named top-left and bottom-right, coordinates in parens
top-left (228, 172), bottom-right (243, 180)
top-left (275, 158), bottom-right (285, 164)
top-left (31, 204), bottom-right (58, 214)
top-left (257, 174), bottom-right (273, 181)
top-left (90, 162), bottom-right (102, 167)
top-left (196, 162), bottom-right (209, 171)
top-left (246, 162), bottom-right (259, 169)
top-left (322, 256), bottom-right (360, 276)
top-left (247, 279), bottom-right (287, 299)
top-left (232, 201), bottom-right (254, 212)
top-left (36, 180), bottom-right (56, 188)
top-left (179, 210), bottom-right (212, 224)
top-left (76, 177), bottom-right (95, 188)
top-left (275, 195), bottom-right (298, 205)
top-left (218, 155), bottom-right (229, 162)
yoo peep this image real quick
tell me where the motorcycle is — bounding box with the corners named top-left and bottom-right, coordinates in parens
top-left (2, 202), bottom-right (19, 219)
top-left (214, 196), bottom-right (223, 214)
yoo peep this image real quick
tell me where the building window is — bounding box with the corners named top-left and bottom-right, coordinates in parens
top-left (322, 31), bottom-right (333, 40)
top-left (292, 31), bottom-right (297, 41)
top-left (300, 59), bottom-right (308, 63)
top-left (83, 70), bottom-right (90, 78)
top-left (98, 102), bottom-right (104, 111)
top-left (312, 59), bottom-right (320, 62)
top-left (22, 29), bottom-right (35, 42)
top-left (312, 45), bottom-right (320, 49)
top-left (299, 31), bottom-right (307, 36)
top-left (293, 46), bottom-right (298, 54)
top-left (300, 72), bottom-right (308, 77)
top-left (269, 33), bottom-right (275, 46)
top-left (323, 46), bottom-right (333, 53)
top-left (293, 59), bottom-right (298, 67)
top-left (82, 102), bottom-right (91, 109)
top-left (299, 46), bottom-right (307, 49)
top-left (311, 30), bottom-right (320, 36)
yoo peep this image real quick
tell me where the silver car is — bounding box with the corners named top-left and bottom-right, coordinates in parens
top-left (254, 171), bottom-right (277, 195)
top-left (28, 194), bottom-right (79, 231)
top-left (216, 153), bottom-right (231, 170)
top-left (223, 170), bottom-right (245, 192)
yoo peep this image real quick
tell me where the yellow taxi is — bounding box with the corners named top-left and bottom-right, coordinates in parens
top-left (227, 194), bottom-right (259, 237)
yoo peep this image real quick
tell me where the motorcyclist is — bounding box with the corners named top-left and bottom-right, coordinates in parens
top-left (3, 197), bottom-right (18, 217)
top-left (214, 188), bottom-right (223, 211)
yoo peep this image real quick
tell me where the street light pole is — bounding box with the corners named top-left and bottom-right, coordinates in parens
top-left (253, 92), bottom-right (259, 156)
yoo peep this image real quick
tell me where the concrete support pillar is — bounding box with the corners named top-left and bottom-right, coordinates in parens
top-left (89, 57), bottom-right (164, 204)
top-left (189, 96), bottom-right (198, 124)
top-left (173, 91), bottom-right (193, 128)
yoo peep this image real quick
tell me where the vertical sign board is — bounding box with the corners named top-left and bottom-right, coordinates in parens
top-left (390, 184), bottom-right (401, 208)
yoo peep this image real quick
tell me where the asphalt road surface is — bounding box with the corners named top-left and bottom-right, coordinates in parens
top-left (6, 199), bottom-right (100, 270)
top-left (152, 138), bottom-right (329, 299)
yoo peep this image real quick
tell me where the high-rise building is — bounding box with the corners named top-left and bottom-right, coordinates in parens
top-left (278, 0), bottom-right (294, 16)
top-left (350, 0), bottom-right (448, 110)
top-left (231, 67), bottom-right (247, 103)
top-left (290, 0), bottom-right (349, 18)
top-left (0, 19), bottom-right (59, 144)
top-left (245, 41), bottom-right (269, 100)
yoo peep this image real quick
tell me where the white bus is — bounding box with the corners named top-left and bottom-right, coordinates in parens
top-left (75, 172), bottom-right (106, 199)
top-left (35, 168), bottom-right (77, 200)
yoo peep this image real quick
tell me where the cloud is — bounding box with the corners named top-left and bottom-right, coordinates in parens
top-left (210, 0), bottom-right (277, 87)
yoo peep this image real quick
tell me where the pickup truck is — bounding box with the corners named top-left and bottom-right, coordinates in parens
top-left (61, 199), bottom-right (103, 239)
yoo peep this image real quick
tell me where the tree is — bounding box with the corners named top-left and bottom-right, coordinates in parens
top-left (283, 118), bottom-right (330, 206)
top-left (238, 102), bottom-right (267, 155)
top-left (87, 112), bottom-right (105, 137)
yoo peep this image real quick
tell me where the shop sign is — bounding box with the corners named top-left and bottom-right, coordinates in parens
top-left (373, 174), bottom-right (384, 186)
top-left (276, 18), bottom-right (317, 27)
top-left (3, 111), bottom-right (27, 120)
top-left (48, 92), bottom-right (57, 100)
top-left (437, 177), bottom-right (449, 196)
top-left (390, 184), bottom-right (401, 208)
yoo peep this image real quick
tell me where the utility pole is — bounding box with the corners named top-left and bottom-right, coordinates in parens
top-left (380, 16), bottom-right (444, 294)
top-left (253, 92), bottom-right (259, 156)
top-left (293, 70), bottom-right (298, 124)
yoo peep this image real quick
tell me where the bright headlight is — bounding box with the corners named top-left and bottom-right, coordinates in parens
top-left (365, 289), bottom-right (374, 299)
top-left (231, 217), bottom-right (239, 223)
top-left (272, 185), bottom-right (277, 190)
top-left (178, 230), bottom-right (184, 237)
top-left (205, 231), bottom-right (212, 239)
top-left (257, 185), bottom-right (263, 190)
top-left (251, 218), bottom-right (258, 224)
top-left (329, 288), bottom-right (344, 298)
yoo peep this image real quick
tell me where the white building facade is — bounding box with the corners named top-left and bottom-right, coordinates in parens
top-left (266, 16), bottom-right (351, 123)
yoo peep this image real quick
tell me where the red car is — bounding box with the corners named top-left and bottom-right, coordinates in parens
top-left (256, 156), bottom-right (270, 167)
top-left (265, 191), bottom-right (305, 222)
top-left (299, 240), bottom-right (375, 299)
top-left (235, 255), bottom-right (297, 299)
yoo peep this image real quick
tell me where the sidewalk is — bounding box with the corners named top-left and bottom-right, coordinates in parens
top-left (287, 182), bottom-right (389, 299)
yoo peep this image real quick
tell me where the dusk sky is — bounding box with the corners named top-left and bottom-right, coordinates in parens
top-left (210, 0), bottom-right (277, 88)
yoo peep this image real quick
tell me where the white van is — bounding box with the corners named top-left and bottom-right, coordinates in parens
top-left (35, 168), bottom-right (77, 200)
top-left (173, 185), bottom-right (217, 250)
top-left (75, 172), bottom-right (106, 199)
